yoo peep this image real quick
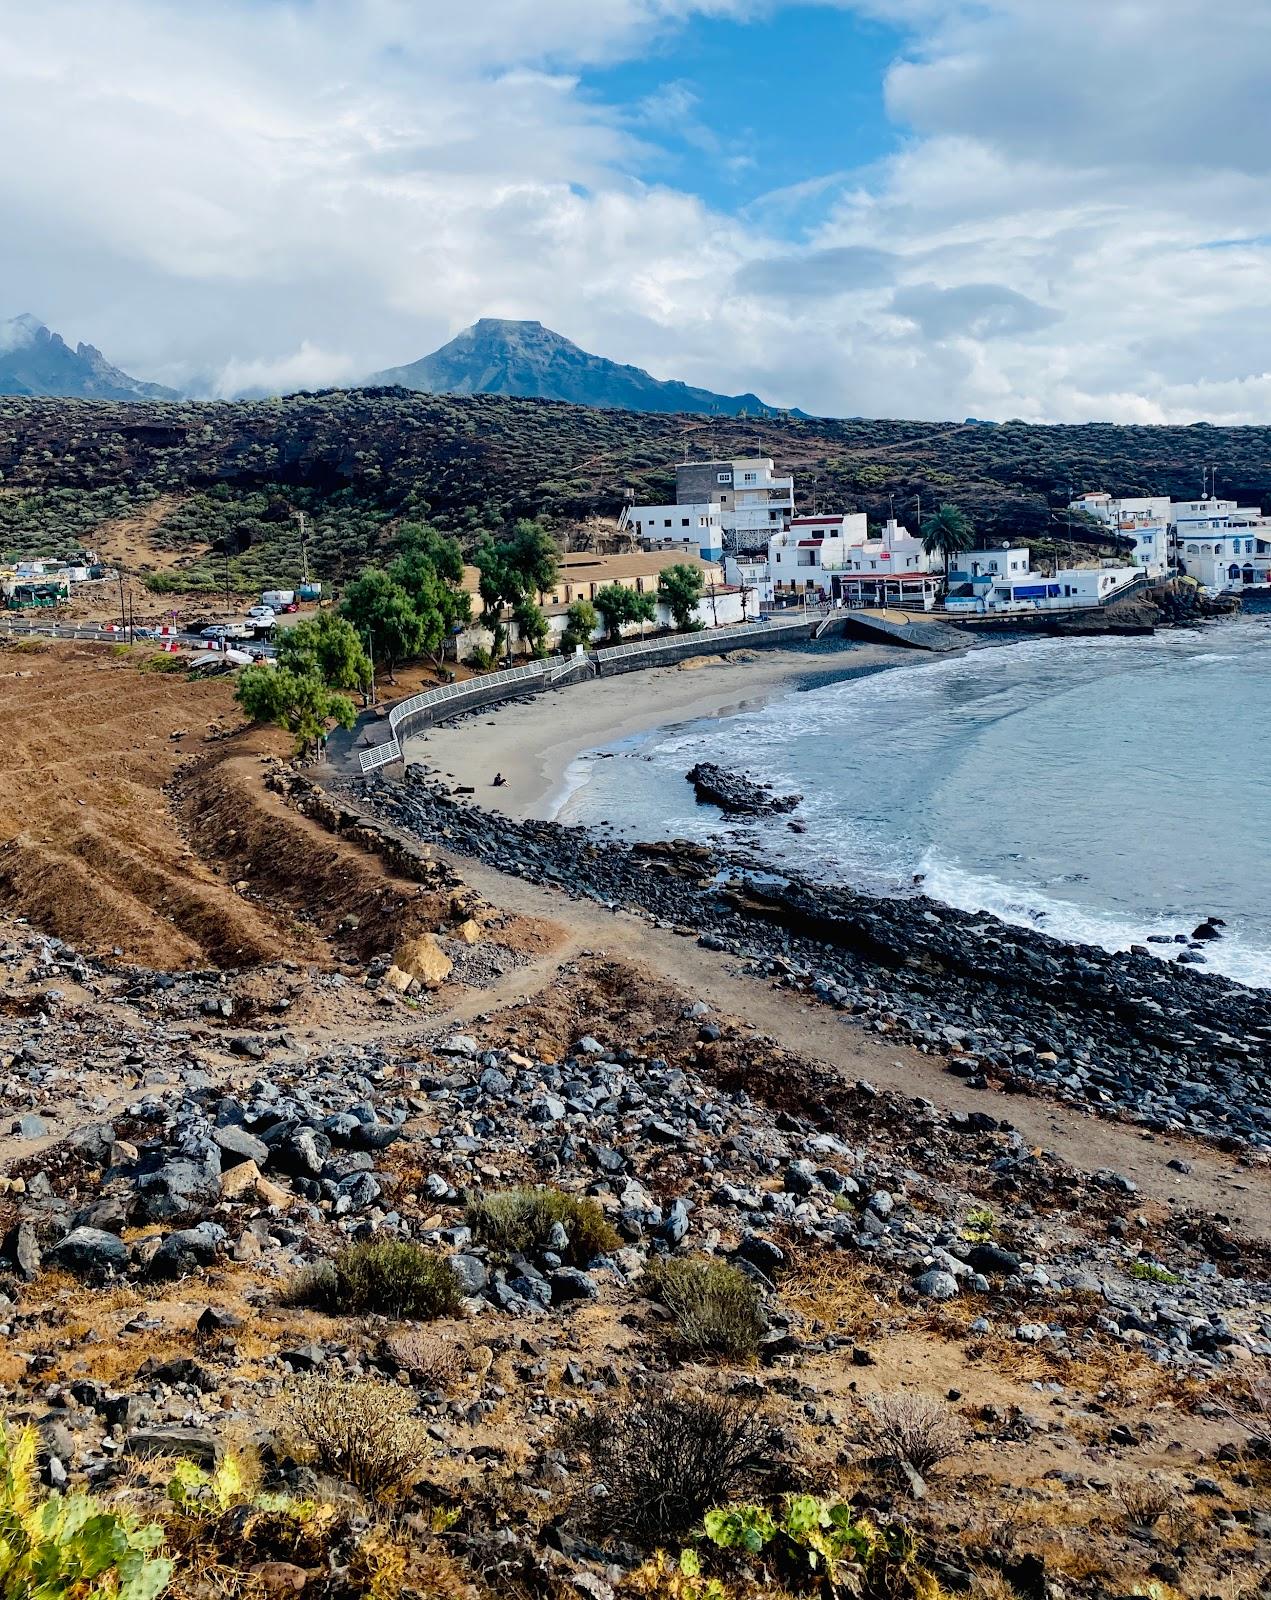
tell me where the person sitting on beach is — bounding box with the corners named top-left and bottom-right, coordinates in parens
top-left (492, 772), bottom-right (506, 787)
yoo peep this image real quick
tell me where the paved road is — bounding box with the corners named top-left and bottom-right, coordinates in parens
top-left (0, 618), bottom-right (278, 656)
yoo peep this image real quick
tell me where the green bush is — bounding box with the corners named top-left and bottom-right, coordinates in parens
top-left (1130, 1260), bottom-right (1181, 1285)
top-left (288, 1239), bottom-right (464, 1320)
top-left (700, 1493), bottom-right (936, 1597)
top-left (465, 1186), bottom-right (620, 1266)
top-left (0, 1422), bottom-right (174, 1599)
top-left (644, 1257), bottom-right (766, 1361)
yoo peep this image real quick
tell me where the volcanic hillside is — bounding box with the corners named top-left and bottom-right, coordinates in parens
top-left (1, 389), bottom-right (1266, 593)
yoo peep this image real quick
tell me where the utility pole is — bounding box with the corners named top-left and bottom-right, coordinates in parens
top-left (223, 546), bottom-right (232, 615)
top-left (293, 510), bottom-right (310, 585)
top-left (365, 629), bottom-right (376, 708)
top-left (116, 564), bottom-right (127, 635)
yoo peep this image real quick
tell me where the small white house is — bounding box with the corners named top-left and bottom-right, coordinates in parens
top-left (723, 553), bottom-right (773, 604)
top-left (1069, 492), bottom-right (1171, 576)
top-left (620, 501), bottom-right (725, 561)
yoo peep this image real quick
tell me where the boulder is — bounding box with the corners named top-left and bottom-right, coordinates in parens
top-left (149, 1223), bottom-right (228, 1279)
top-left (914, 1269), bottom-right (959, 1301)
top-left (213, 1125), bottom-right (270, 1168)
top-left (964, 1242), bottom-right (1022, 1277)
top-left (392, 933), bottom-right (453, 989)
top-left (44, 1227), bottom-right (129, 1278)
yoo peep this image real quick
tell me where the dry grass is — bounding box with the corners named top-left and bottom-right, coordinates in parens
top-left (643, 1256), bottom-right (766, 1362)
top-left (780, 1250), bottom-right (894, 1342)
top-left (1114, 1473), bottom-right (1174, 1529)
top-left (465, 1186), bottom-right (620, 1266)
top-left (284, 1239), bottom-right (464, 1321)
top-left (381, 1328), bottom-right (469, 1391)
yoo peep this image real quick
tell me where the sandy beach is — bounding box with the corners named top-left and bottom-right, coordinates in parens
top-left (401, 640), bottom-right (911, 819)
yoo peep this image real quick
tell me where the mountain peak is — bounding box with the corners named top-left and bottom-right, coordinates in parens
top-left (367, 318), bottom-right (788, 417)
top-left (1, 313), bottom-right (49, 353)
top-left (0, 314), bottom-right (180, 400)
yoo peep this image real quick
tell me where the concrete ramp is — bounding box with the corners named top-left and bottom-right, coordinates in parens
top-left (834, 609), bottom-right (966, 653)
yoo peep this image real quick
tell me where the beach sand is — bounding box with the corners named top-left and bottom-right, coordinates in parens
top-left (401, 641), bottom-right (908, 820)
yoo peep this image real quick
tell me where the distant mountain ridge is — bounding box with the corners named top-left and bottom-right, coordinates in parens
top-left (0, 314), bottom-right (180, 401)
top-left (368, 318), bottom-right (793, 417)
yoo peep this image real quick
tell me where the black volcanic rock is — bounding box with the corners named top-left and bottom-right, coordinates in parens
top-left (368, 317), bottom-right (791, 417)
top-left (0, 313), bottom-right (180, 401)
top-left (688, 762), bottom-right (802, 814)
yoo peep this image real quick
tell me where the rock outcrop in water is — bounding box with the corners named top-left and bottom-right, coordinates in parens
top-left (687, 762), bottom-right (802, 815)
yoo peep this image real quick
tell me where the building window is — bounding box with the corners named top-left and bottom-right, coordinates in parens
top-left (717, 472), bottom-right (731, 484)
top-left (682, 518), bottom-right (690, 527)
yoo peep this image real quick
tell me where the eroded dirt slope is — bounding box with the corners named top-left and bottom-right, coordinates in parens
top-left (0, 640), bottom-right (296, 966)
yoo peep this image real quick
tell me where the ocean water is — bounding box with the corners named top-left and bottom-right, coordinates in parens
top-left (555, 611), bottom-right (1271, 989)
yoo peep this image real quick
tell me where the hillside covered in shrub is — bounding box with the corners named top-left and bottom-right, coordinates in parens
top-left (1, 387), bottom-right (1265, 591)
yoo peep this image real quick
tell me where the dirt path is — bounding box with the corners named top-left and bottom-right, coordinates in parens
top-left (436, 849), bottom-right (1271, 1240)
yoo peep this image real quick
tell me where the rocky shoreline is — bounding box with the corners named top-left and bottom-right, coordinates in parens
top-left (348, 772), bottom-right (1271, 1152)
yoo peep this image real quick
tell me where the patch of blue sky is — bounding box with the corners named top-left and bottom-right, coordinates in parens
top-left (578, 4), bottom-right (908, 231)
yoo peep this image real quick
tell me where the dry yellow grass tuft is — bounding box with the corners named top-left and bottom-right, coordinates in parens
top-left (780, 1250), bottom-right (894, 1342)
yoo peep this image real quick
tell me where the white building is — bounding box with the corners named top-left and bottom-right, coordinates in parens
top-left (1070, 492), bottom-right (1171, 576)
top-left (767, 514), bottom-right (868, 595)
top-left (723, 553), bottom-right (774, 605)
top-left (675, 456), bottom-right (796, 551)
top-left (1169, 498), bottom-right (1271, 591)
top-left (944, 545), bottom-right (1142, 613)
top-left (827, 518), bottom-right (942, 607)
top-left (619, 501), bottom-right (725, 562)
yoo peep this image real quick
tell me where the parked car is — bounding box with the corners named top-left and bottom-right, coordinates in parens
top-left (247, 604), bottom-right (276, 622)
top-left (201, 621), bottom-right (253, 641)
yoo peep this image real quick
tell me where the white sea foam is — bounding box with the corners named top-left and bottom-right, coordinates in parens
top-left (917, 854), bottom-right (1271, 990)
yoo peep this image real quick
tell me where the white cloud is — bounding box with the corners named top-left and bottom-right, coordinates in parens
top-left (3, 0), bottom-right (1271, 421)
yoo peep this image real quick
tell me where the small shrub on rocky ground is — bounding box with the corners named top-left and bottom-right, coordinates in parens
top-left (644, 1256), bottom-right (766, 1361)
top-left (465, 1185), bottom-right (620, 1265)
top-left (698, 1493), bottom-right (940, 1600)
top-left (864, 1393), bottom-right (965, 1475)
top-left (381, 1328), bottom-right (468, 1390)
top-left (282, 1375), bottom-right (433, 1497)
top-left (562, 1390), bottom-right (778, 1547)
top-left (286, 1238), bottom-right (464, 1320)
top-left (1114, 1474), bottom-right (1174, 1529)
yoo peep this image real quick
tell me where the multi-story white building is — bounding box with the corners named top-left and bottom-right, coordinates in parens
top-left (675, 457), bottom-right (795, 551)
top-left (619, 501), bottom-right (724, 562)
top-left (767, 514), bottom-right (868, 595)
top-left (827, 518), bottom-right (941, 606)
top-left (1069, 492), bottom-right (1171, 576)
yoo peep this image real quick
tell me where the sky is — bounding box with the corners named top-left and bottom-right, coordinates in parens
top-left (4, 0), bottom-right (1271, 422)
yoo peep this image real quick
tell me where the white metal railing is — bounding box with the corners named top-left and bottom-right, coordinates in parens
top-left (358, 737), bottom-right (402, 773)
top-left (593, 613), bottom-right (811, 664)
top-left (355, 615), bottom-right (822, 773)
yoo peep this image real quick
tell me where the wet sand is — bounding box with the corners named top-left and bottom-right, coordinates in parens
top-left (401, 641), bottom-right (908, 819)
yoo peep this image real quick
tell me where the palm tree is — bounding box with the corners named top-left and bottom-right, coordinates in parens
top-left (920, 504), bottom-right (976, 574)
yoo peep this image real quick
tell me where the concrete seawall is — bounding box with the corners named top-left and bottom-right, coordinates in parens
top-left (337, 610), bottom-right (965, 774)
